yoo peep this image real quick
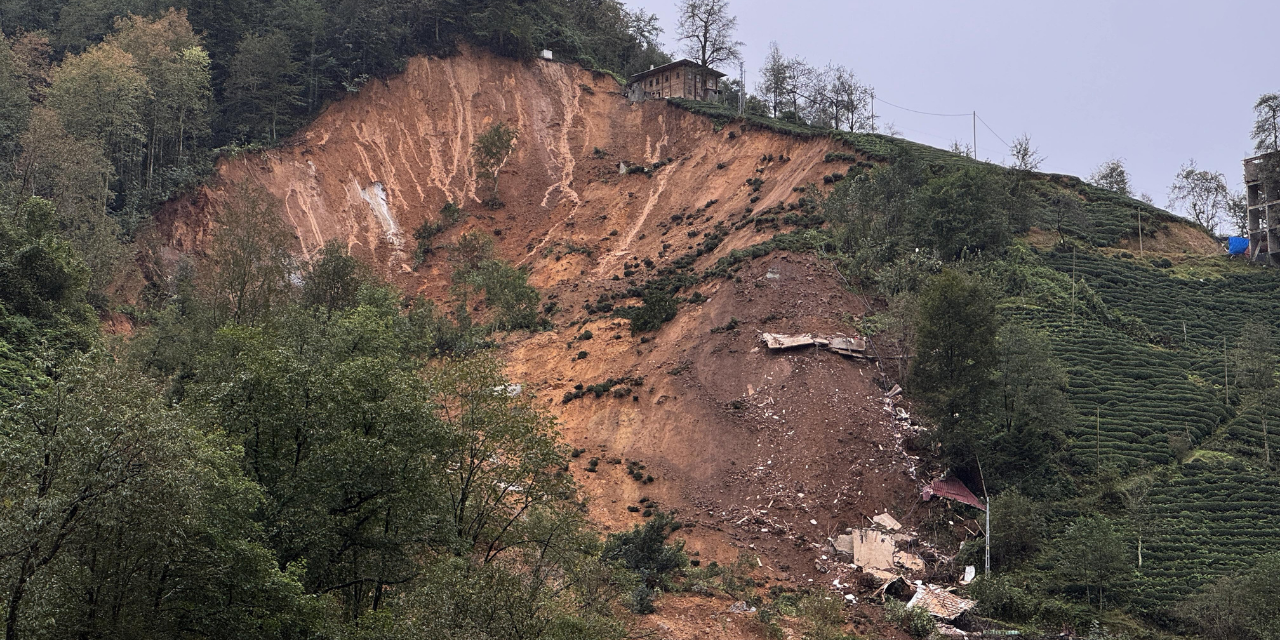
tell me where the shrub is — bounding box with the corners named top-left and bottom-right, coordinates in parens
top-left (884, 598), bottom-right (936, 639)
top-left (711, 317), bottom-right (739, 334)
top-left (455, 258), bottom-right (541, 331)
top-left (602, 512), bottom-right (688, 613)
top-left (625, 289), bottom-right (679, 334)
top-left (969, 575), bottom-right (1038, 622)
top-left (473, 122), bottom-right (518, 208)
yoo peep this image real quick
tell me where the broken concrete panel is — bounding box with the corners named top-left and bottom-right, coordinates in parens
top-left (872, 513), bottom-right (902, 531)
top-left (833, 529), bottom-right (897, 571)
top-left (894, 551), bottom-right (925, 571)
top-left (761, 333), bottom-right (816, 349)
top-left (829, 336), bottom-right (866, 353)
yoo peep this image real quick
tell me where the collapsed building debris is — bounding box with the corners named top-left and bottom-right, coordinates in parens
top-left (760, 332), bottom-right (872, 358)
top-left (906, 582), bottom-right (975, 620)
top-left (832, 528), bottom-right (925, 572)
top-left (872, 512), bottom-right (902, 531)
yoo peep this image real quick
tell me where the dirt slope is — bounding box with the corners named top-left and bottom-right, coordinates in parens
top-left (154, 47), bottom-right (955, 636)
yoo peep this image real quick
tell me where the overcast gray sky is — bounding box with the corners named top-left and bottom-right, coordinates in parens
top-left (626, 0), bottom-right (1278, 211)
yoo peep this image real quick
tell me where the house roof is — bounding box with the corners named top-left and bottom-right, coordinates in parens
top-left (906, 583), bottom-right (976, 620)
top-left (629, 59), bottom-right (726, 81)
top-left (921, 476), bottom-right (986, 511)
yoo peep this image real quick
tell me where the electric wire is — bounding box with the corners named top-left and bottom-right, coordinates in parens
top-left (976, 113), bottom-right (1010, 149)
top-left (873, 96), bottom-right (970, 118)
top-left (876, 95), bottom-right (1016, 156)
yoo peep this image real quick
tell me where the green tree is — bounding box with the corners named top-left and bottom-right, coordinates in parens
top-left (987, 488), bottom-right (1044, 570)
top-left (823, 148), bottom-right (925, 279)
top-left (188, 302), bottom-right (447, 617)
top-left (988, 324), bottom-right (1070, 488)
top-left (107, 10), bottom-right (211, 186)
top-left (1181, 552), bottom-right (1280, 640)
top-left (1231, 320), bottom-right (1276, 395)
top-left (1047, 190), bottom-right (1087, 244)
top-left (427, 356), bottom-right (573, 559)
top-left (1168, 159), bottom-right (1230, 234)
top-left (0, 355), bottom-right (312, 640)
top-left (16, 108), bottom-right (123, 294)
top-left (455, 259), bottom-right (542, 331)
top-left (1054, 515), bottom-right (1130, 610)
top-left (627, 287), bottom-right (678, 334)
top-left (45, 40), bottom-right (149, 174)
top-left (913, 165), bottom-right (1014, 259)
top-left (601, 511), bottom-right (687, 613)
top-left (1088, 158), bottom-right (1132, 197)
top-left (226, 30), bottom-right (301, 142)
top-left (198, 183), bottom-right (295, 324)
top-left (1252, 93), bottom-right (1280, 154)
top-left (911, 269), bottom-right (1000, 470)
top-left (675, 0), bottom-right (741, 71)
top-left (472, 121), bottom-right (518, 208)
top-left (300, 238), bottom-right (365, 313)
top-left (0, 34), bottom-right (31, 179)
top-left (451, 228), bottom-right (495, 272)
top-left (1008, 134), bottom-right (1043, 172)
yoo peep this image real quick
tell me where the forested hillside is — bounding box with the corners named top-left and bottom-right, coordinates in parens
top-left (3, 3), bottom-right (1280, 640)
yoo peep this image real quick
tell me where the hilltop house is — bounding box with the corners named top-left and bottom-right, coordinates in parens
top-left (627, 60), bottom-right (725, 103)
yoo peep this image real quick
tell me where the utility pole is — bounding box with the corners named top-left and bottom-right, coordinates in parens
top-left (1071, 246), bottom-right (1077, 324)
top-left (870, 91), bottom-right (876, 134)
top-left (738, 60), bottom-right (745, 116)
top-left (976, 456), bottom-right (990, 576)
top-left (1264, 415), bottom-right (1271, 467)
top-left (1225, 336), bottom-right (1230, 407)
top-left (972, 111), bottom-right (978, 159)
top-left (1138, 209), bottom-right (1144, 257)
top-left (1096, 407), bottom-right (1102, 468)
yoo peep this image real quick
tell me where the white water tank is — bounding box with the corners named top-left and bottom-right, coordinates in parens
top-left (540, 50), bottom-right (553, 60)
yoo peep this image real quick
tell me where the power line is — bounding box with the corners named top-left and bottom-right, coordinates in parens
top-left (976, 113), bottom-right (1010, 149)
top-left (874, 96), bottom-right (970, 118)
top-left (875, 95), bottom-right (1019, 159)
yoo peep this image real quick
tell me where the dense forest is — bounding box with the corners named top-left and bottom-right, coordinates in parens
top-left (3, 1), bottom-right (1280, 639)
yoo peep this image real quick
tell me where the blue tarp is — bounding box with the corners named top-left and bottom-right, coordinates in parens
top-left (1228, 237), bottom-right (1249, 255)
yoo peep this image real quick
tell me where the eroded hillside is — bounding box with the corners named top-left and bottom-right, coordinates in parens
top-left (148, 47), bottom-right (962, 636)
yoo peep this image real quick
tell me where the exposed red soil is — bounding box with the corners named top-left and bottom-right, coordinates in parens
top-left (149, 46), bottom-right (958, 638)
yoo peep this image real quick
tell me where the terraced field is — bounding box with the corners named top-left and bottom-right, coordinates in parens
top-left (1129, 462), bottom-right (1280, 611)
top-left (1043, 252), bottom-right (1280, 351)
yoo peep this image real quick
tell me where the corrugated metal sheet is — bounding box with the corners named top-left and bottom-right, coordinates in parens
top-left (922, 476), bottom-right (986, 511)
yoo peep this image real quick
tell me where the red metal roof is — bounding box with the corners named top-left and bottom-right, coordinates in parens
top-left (921, 476), bottom-right (986, 511)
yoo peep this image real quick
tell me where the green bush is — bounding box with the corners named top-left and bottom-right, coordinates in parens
top-left (883, 598), bottom-right (936, 639)
top-left (625, 289), bottom-right (678, 334)
top-left (602, 512), bottom-right (687, 614)
top-left (969, 575), bottom-right (1038, 622)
